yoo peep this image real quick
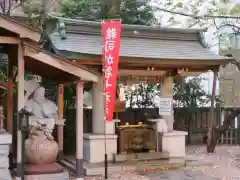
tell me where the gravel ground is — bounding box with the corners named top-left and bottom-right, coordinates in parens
top-left (72, 145), bottom-right (240, 180)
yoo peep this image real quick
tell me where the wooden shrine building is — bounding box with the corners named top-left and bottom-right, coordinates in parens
top-left (0, 14), bottom-right (99, 179)
top-left (44, 17), bottom-right (233, 174)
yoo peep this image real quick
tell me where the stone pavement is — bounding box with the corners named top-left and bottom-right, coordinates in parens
top-left (75, 145), bottom-right (240, 180)
top-left (81, 168), bottom-right (220, 180)
top-left (141, 168), bottom-right (219, 180)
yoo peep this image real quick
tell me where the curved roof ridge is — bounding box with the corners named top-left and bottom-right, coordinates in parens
top-left (48, 14), bottom-right (207, 34)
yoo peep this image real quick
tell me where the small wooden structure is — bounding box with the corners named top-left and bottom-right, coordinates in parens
top-left (0, 14), bottom-right (99, 179)
top-left (46, 17), bottom-right (232, 159)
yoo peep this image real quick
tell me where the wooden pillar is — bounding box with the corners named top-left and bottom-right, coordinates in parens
top-left (57, 84), bottom-right (64, 160)
top-left (207, 70), bottom-right (217, 145)
top-left (76, 80), bottom-right (84, 180)
top-left (7, 56), bottom-right (13, 134)
top-left (92, 76), bottom-right (105, 134)
top-left (160, 76), bottom-right (174, 131)
top-left (7, 52), bottom-right (15, 169)
top-left (16, 44), bottom-right (24, 180)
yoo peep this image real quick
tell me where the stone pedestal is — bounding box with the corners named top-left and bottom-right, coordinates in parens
top-left (105, 119), bottom-right (120, 134)
top-left (149, 119), bottom-right (168, 152)
top-left (162, 130), bottom-right (188, 158)
top-left (24, 163), bottom-right (69, 180)
top-left (83, 134), bottom-right (118, 163)
top-left (0, 133), bottom-right (12, 180)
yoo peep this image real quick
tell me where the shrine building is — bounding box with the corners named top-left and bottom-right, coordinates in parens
top-left (44, 17), bottom-right (232, 174)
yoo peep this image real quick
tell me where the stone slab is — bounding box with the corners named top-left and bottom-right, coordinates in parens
top-left (83, 133), bottom-right (118, 163)
top-left (24, 170), bottom-right (69, 180)
top-left (113, 153), bottom-right (137, 162)
top-left (137, 151), bottom-right (169, 161)
top-left (0, 133), bottom-right (11, 145)
top-left (25, 163), bottom-right (64, 175)
top-left (114, 152), bottom-right (169, 162)
top-left (0, 154), bottom-right (9, 168)
top-left (162, 130), bottom-right (187, 158)
top-left (0, 168), bottom-right (12, 180)
top-left (83, 160), bottom-right (185, 176)
top-left (0, 145), bottom-right (9, 155)
top-left (0, 134), bottom-right (11, 180)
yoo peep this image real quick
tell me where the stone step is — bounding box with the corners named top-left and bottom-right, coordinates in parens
top-left (0, 168), bottom-right (12, 180)
top-left (59, 160), bottom-right (76, 174)
top-left (24, 170), bottom-right (69, 180)
top-left (84, 160), bottom-right (185, 176)
top-left (61, 158), bottom-right (185, 176)
top-left (63, 158), bottom-right (75, 166)
top-left (113, 151), bottom-right (169, 162)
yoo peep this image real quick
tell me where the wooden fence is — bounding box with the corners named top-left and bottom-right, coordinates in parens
top-left (63, 107), bottom-right (239, 151)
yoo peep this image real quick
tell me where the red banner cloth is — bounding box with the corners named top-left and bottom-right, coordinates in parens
top-left (102, 20), bottom-right (121, 121)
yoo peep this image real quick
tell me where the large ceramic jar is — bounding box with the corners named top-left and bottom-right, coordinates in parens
top-left (25, 130), bottom-right (59, 165)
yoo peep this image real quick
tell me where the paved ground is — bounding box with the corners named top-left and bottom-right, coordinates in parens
top-left (142, 168), bottom-right (219, 180)
top-left (74, 145), bottom-right (240, 180)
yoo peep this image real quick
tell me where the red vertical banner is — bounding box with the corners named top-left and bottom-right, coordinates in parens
top-left (102, 20), bottom-right (121, 121)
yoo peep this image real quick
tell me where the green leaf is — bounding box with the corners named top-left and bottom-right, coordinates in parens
top-left (218, 7), bottom-right (228, 15)
top-left (230, 4), bottom-right (240, 15)
top-left (174, 2), bottom-right (183, 8)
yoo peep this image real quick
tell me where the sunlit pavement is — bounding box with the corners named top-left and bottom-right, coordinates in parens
top-left (72, 145), bottom-right (240, 180)
top-left (142, 168), bottom-right (219, 180)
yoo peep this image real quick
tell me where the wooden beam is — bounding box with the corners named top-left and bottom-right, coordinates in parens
top-left (23, 44), bottom-right (99, 82)
top-left (120, 57), bottom-right (230, 67)
top-left (16, 43), bottom-right (25, 179)
top-left (76, 80), bottom-right (84, 179)
top-left (0, 15), bottom-right (41, 42)
top-left (7, 58), bottom-right (13, 134)
top-left (72, 60), bottom-right (101, 65)
top-left (73, 56), bottom-right (230, 69)
top-left (118, 69), bottom-right (167, 76)
top-left (179, 72), bottom-right (202, 77)
top-left (57, 84), bottom-right (64, 160)
top-left (0, 36), bottom-right (20, 44)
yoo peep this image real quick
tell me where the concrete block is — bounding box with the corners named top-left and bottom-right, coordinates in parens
top-left (0, 155), bottom-right (9, 168)
top-left (162, 130), bottom-right (187, 158)
top-left (24, 170), bottom-right (69, 180)
top-left (83, 134), bottom-right (118, 163)
top-left (113, 154), bottom-right (137, 162)
top-left (137, 151), bottom-right (169, 161)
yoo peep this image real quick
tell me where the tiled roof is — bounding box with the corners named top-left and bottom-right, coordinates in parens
top-left (47, 17), bottom-right (231, 61)
top-left (50, 31), bottom-right (229, 60)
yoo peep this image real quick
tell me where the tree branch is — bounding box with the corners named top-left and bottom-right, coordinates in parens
top-left (154, 7), bottom-right (240, 20)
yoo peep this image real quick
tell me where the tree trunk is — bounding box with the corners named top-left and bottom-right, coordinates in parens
top-left (187, 113), bottom-right (192, 144)
top-left (207, 109), bottom-right (240, 153)
top-left (207, 70), bottom-right (217, 147)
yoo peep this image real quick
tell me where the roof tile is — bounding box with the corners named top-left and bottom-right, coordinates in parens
top-left (50, 32), bottom-right (228, 60)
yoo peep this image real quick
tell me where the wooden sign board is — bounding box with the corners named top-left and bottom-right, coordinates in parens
top-left (219, 63), bottom-right (240, 107)
top-left (114, 100), bottom-right (126, 112)
top-left (158, 97), bottom-right (172, 116)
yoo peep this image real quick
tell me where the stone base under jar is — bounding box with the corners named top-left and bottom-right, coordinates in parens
top-left (25, 163), bottom-right (64, 175)
top-left (24, 163), bottom-right (69, 180)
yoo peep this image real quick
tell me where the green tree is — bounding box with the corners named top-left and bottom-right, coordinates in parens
top-left (60, 0), bottom-right (157, 25)
top-left (173, 76), bottom-right (210, 143)
top-left (125, 83), bottom-right (160, 108)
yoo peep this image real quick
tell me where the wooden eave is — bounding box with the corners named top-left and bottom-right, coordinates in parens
top-left (72, 56), bottom-right (230, 71)
top-left (22, 42), bottom-right (99, 83)
top-left (0, 14), bottom-right (41, 42)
